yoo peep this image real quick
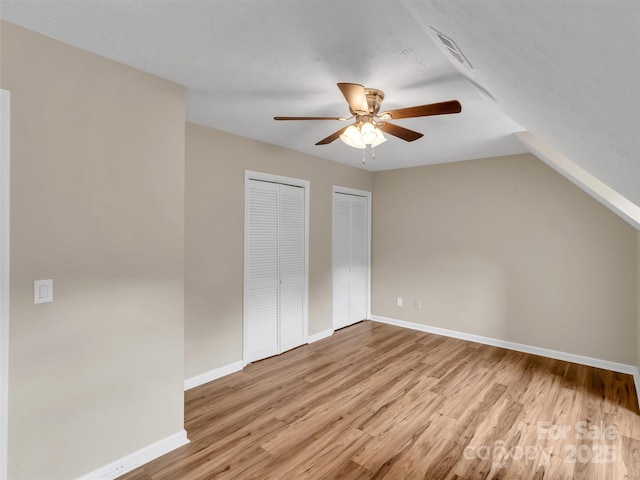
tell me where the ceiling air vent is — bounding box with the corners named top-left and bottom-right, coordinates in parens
top-left (429, 27), bottom-right (473, 71)
top-left (427, 26), bottom-right (497, 102)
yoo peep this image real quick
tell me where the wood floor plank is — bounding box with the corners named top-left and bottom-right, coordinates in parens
top-left (118, 322), bottom-right (640, 480)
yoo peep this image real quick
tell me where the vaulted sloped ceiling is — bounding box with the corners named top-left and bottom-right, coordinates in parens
top-left (404, 0), bottom-right (640, 207)
top-left (1, 1), bottom-right (638, 215)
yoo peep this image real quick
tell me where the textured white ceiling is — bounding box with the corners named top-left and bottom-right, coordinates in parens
top-left (1, 1), bottom-right (638, 206)
top-left (0, 0), bottom-right (525, 171)
top-left (404, 0), bottom-right (640, 205)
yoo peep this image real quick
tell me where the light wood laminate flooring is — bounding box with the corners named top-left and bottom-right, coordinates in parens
top-left (120, 321), bottom-right (640, 479)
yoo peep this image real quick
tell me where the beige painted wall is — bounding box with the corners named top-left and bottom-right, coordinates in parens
top-left (1, 22), bottom-right (185, 479)
top-left (185, 123), bottom-right (372, 379)
top-left (372, 153), bottom-right (638, 365)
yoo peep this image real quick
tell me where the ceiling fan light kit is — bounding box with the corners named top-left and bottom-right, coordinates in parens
top-left (274, 83), bottom-right (462, 162)
top-left (340, 122), bottom-right (387, 149)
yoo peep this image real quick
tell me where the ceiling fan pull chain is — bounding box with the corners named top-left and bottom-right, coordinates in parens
top-left (362, 147), bottom-right (366, 164)
top-left (371, 146), bottom-right (375, 161)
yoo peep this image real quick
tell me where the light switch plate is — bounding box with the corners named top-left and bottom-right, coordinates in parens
top-left (34, 279), bottom-right (53, 304)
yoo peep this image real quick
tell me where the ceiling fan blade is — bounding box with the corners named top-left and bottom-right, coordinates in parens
top-left (378, 122), bottom-right (424, 142)
top-left (316, 126), bottom-right (349, 145)
top-left (381, 100), bottom-right (462, 120)
top-left (274, 116), bottom-right (347, 121)
top-left (337, 83), bottom-right (369, 114)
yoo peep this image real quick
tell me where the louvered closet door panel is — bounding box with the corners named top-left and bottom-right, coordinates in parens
top-left (332, 193), bottom-right (351, 330)
top-left (246, 180), bottom-right (279, 362)
top-left (278, 184), bottom-right (306, 352)
top-left (349, 195), bottom-right (368, 324)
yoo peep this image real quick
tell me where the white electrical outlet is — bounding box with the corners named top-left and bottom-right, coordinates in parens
top-left (396, 297), bottom-right (403, 307)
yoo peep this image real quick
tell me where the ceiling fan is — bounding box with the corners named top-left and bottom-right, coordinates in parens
top-left (274, 83), bottom-right (462, 149)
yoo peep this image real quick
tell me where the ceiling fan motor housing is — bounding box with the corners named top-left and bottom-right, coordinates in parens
top-left (361, 88), bottom-right (384, 116)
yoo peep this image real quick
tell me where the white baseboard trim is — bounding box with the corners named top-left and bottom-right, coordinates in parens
top-left (77, 429), bottom-right (189, 480)
top-left (308, 329), bottom-right (334, 344)
top-left (633, 370), bottom-right (640, 406)
top-left (184, 360), bottom-right (244, 391)
top-left (371, 315), bottom-right (640, 400)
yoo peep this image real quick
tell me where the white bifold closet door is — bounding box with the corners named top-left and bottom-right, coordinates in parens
top-left (333, 192), bottom-right (368, 330)
top-left (245, 179), bottom-right (305, 363)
